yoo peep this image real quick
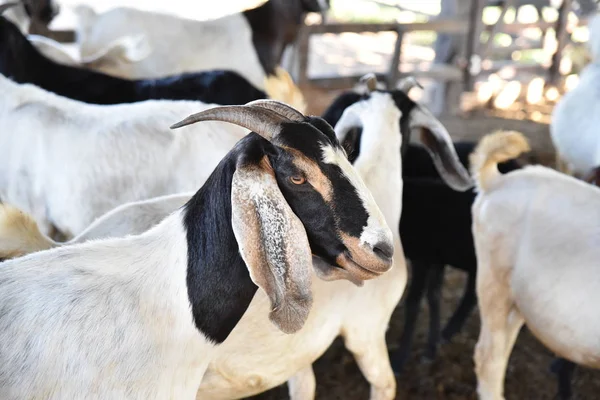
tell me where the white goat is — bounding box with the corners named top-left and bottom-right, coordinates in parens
top-left (550, 13), bottom-right (600, 176)
top-left (0, 74), bottom-right (246, 238)
top-left (0, 102), bottom-right (397, 399)
top-left (73, 0), bottom-right (328, 90)
top-left (471, 130), bottom-right (600, 400)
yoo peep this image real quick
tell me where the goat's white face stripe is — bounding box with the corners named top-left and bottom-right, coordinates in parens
top-left (320, 145), bottom-right (392, 247)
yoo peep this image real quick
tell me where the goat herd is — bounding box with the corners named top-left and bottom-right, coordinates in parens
top-left (0, 0), bottom-right (598, 399)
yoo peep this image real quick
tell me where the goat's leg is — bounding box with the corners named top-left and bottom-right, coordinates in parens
top-left (287, 365), bottom-right (316, 400)
top-left (550, 358), bottom-right (577, 400)
top-left (424, 264), bottom-right (445, 360)
top-left (442, 268), bottom-right (477, 341)
top-left (474, 266), bottom-right (524, 400)
top-left (390, 260), bottom-right (430, 374)
top-left (343, 329), bottom-right (396, 400)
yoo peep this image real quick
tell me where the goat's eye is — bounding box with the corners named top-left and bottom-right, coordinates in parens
top-left (290, 176), bottom-right (306, 185)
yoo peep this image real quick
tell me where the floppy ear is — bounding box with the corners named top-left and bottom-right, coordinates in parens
top-left (409, 104), bottom-right (474, 191)
top-left (231, 156), bottom-right (313, 334)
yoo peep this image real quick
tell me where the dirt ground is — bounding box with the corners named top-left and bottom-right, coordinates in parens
top-left (244, 87), bottom-right (600, 400)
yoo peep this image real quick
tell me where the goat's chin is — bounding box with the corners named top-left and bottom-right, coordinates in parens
top-left (311, 255), bottom-right (364, 287)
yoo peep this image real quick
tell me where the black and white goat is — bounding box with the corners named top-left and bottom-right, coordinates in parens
top-left (0, 101), bottom-right (395, 399)
top-left (73, 0), bottom-right (329, 90)
top-left (389, 142), bottom-right (521, 373)
top-left (0, 3), bottom-right (267, 106)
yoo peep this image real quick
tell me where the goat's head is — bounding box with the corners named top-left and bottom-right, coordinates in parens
top-left (300, 0), bottom-right (330, 13)
top-left (172, 100), bottom-right (393, 332)
top-left (322, 74), bottom-right (474, 191)
top-left (21, 0), bottom-right (59, 25)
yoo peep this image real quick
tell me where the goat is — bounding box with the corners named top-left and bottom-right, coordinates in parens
top-left (471, 130), bottom-right (600, 400)
top-left (0, 101), bottom-right (397, 399)
top-left (0, 75), bottom-right (473, 399)
top-left (73, 0), bottom-right (329, 90)
top-left (0, 73), bottom-right (251, 238)
top-left (389, 142), bottom-right (521, 374)
top-left (551, 13), bottom-right (600, 176)
top-left (0, 6), bottom-right (269, 106)
top-left (191, 77), bottom-right (471, 399)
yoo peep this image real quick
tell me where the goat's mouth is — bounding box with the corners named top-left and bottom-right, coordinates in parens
top-left (311, 252), bottom-right (383, 287)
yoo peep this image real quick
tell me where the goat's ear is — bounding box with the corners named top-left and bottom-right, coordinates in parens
top-left (409, 105), bottom-right (474, 191)
top-left (231, 156), bottom-right (313, 334)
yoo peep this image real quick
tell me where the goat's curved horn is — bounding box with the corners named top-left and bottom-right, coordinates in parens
top-left (246, 100), bottom-right (305, 122)
top-left (398, 76), bottom-right (423, 93)
top-left (359, 73), bottom-right (378, 92)
top-left (0, 2), bottom-right (21, 15)
top-left (170, 105), bottom-right (290, 141)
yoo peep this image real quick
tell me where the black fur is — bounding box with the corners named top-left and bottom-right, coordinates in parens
top-left (184, 118), bottom-right (369, 343)
top-left (0, 16), bottom-right (266, 106)
top-left (389, 142), bottom-right (521, 373)
top-left (243, 0), bottom-right (329, 76)
top-left (23, 0), bottom-right (57, 24)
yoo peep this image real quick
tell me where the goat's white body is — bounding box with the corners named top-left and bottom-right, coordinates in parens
top-left (473, 165), bottom-right (600, 400)
top-left (0, 76), bottom-right (245, 237)
top-left (550, 65), bottom-right (600, 174)
top-left (550, 14), bottom-right (600, 174)
top-left (0, 211), bottom-right (213, 399)
top-left (28, 34), bottom-right (81, 65)
top-left (74, 6), bottom-right (266, 90)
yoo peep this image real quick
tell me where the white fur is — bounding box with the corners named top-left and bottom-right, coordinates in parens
top-left (550, 13), bottom-right (600, 174)
top-left (73, 5), bottom-right (266, 90)
top-left (472, 165), bottom-right (600, 400)
top-left (28, 34), bottom-right (80, 66)
top-left (0, 75), bottom-right (246, 237)
top-left (0, 211), bottom-right (213, 399)
top-left (29, 33), bottom-right (153, 69)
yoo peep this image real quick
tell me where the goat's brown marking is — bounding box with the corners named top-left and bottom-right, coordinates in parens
top-left (287, 149), bottom-right (333, 203)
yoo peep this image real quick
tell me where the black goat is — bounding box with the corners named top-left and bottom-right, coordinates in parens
top-left (0, 9), bottom-right (266, 106)
top-left (390, 142), bottom-right (521, 372)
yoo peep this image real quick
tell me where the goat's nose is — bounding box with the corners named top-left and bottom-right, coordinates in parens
top-left (373, 241), bottom-right (394, 260)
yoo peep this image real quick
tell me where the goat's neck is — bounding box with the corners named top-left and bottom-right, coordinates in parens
top-left (179, 150), bottom-right (258, 344)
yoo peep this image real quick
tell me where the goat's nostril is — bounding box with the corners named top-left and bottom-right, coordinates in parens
top-left (373, 242), bottom-right (394, 260)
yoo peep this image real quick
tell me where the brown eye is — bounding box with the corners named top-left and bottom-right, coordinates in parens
top-left (290, 176), bottom-right (306, 185)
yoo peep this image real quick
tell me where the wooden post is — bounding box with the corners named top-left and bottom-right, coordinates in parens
top-left (296, 26), bottom-right (311, 85)
top-left (28, 19), bottom-right (75, 43)
top-left (464, 0), bottom-right (485, 92)
top-left (547, 0), bottom-right (573, 85)
top-left (478, 0), bottom-right (516, 58)
top-left (387, 27), bottom-right (404, 88)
